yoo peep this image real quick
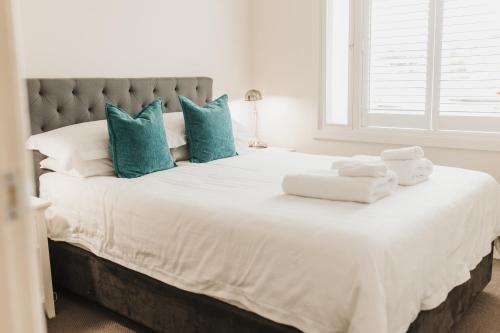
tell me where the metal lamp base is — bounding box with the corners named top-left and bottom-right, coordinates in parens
top-left (249, 141), bottom-right (268, 149)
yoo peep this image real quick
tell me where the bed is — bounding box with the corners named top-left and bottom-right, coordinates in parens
top-left (28, 78), bottom-right (500, 333)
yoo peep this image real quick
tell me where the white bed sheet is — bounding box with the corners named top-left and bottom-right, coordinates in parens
top-left (40, 150), bottom-right (500, 333)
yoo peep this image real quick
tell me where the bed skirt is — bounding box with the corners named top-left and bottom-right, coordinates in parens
top-left (49, 241), bottom-right (493, 333)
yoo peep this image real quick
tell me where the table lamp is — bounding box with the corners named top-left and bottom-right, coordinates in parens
top-left (245, 89), bottom-right (267, 148)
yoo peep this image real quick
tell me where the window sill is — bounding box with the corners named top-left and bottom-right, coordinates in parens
top-left (315, 126), bottom-right (500, 152)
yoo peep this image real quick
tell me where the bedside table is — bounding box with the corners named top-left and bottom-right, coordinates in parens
top-left (30, 197), bottom-right (55, 319)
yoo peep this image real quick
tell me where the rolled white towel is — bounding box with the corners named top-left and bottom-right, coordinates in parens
top-left (381, 146), bottom-right (424, 161)
top-left (384, 158), bottom-right (433, 186)
top-left (282, 170), bottom-right (398, 204)
top-left (331, 159), bottom-right (388, 178)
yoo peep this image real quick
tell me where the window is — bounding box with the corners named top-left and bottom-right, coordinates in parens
top-left (324, 0), bottom-right (500, 137)
top-left (365, 0), bottom-right (430, 129)
top-left (438, 0), bottom-right (500, 132)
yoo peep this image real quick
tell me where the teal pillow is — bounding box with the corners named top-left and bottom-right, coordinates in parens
top-left (179, 95), bottom-right (237, 163)
top-left (106, 99), bottom-right (176, 178)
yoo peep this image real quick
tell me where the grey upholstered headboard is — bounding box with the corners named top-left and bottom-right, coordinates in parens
top-left (27, 77), bottom-right (213, 191)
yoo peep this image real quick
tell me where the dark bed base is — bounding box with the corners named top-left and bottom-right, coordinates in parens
top-left (49, 241), bottom-right (493, 333)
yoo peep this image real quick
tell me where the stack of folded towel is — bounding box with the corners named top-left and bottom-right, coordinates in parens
top-left (281, 160), bottom-right (398, 204)
top-left (380, 146), bottom-right (433, 186)
top-left (281, 146), bottom-right (432, 203)
top-left (355, 146), bottom-right (434, 186)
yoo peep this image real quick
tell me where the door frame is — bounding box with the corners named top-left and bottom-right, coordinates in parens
top-left (0, 0), bottom-right (46, 331)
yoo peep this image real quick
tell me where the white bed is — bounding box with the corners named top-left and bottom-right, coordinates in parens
top-left (40, 149), bottom-right (500, 333)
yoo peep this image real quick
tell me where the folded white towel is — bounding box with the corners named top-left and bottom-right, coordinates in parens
top-left (331, 159), bottom-right (388, 178)
top-left (385, 158), bottom-right (434, 186)
top-left (352, 155), bottom-right (382, 162)
top-left (353, 155), bottom-right (434, 186)
top-left (282, 170), bottom-right (398, 203)
top-left (381, 146), bottom-right (424, 161)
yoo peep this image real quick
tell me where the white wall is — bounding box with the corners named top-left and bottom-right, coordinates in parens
top-left (18, 0), bottom-right (253, 122)
top-left (251, 0), bottom-right (500, 181)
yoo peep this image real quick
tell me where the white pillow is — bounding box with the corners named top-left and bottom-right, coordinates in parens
top-left (232, 119), bottom-right (253, 154)
top-left (167, 118), bottom-right (252, 161)
top-left (167, 118), bottom-right (253, 160)
top-left (166, 112), bottom-right (252, 151)
top-left (40, 157), bottom-right (114, 178)
top-left (27, 120), bottom-right (110, 170)
top-left (27, 113), bottom-right (188, 170)
top-left (163, 112), bottom-right (187, 148)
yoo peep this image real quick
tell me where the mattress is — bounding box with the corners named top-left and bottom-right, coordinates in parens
top-left (40, 150), bottom-right (500, 333)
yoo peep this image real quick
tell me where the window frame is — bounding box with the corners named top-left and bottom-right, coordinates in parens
top-left (318, 0), bottom-right (500, 152)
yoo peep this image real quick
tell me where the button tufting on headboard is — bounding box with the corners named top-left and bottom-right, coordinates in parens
top-left (27, 77), bottom-right (212, 135)
top-left (27, 77), bottom-right (213, 194)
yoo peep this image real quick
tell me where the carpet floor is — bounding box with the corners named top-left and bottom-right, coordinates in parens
top-left (47, 260), bottom-right (500, 333)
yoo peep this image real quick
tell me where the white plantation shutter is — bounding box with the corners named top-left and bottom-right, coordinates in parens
top-left (438, 0), bottom-right (500, 132)
top-left (325, 0), bottom-right (500, 134)
top-left (364, 0), bottom-right (431, 129)
top-left (368, 0), bottom-right (430, 114)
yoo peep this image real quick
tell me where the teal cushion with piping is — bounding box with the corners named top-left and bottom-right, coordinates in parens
top-left (179, 95), bottom-right (237, 163)
top-left (106, 99), bottom-right (176, 178)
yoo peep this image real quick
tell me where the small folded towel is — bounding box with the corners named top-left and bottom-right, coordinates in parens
top-left (381, 146), bottom-right (424, 161)
top-left (331, 159), bottom-right (388, 178)
top-left (282, 170), bottom-right (398, 203)
top-left (384, 158), bottom-right (433, 186)
top-left (352, 155), bottom-right (382, 162)
top-left (353, 155), bottom-right (434, 186)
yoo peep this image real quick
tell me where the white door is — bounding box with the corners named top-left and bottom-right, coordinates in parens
top-left (0, 0), bottom-right (46, 331)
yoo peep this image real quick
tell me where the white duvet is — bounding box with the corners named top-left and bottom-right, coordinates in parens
top-left (40, 150), bottom-right (500, 333)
